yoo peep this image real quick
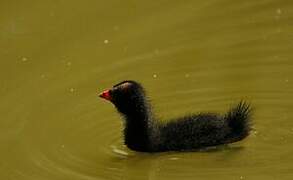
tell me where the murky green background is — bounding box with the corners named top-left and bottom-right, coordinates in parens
top-left (1, 0), bottom-right (293, 179)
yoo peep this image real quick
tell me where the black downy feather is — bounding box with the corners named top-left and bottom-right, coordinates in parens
top-left (100, 81), bottom-right (252, 152)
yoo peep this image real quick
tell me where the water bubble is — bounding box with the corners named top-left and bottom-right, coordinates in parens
top-left (154, 49), bottom-right (160, 55)
top-left (275, 8), bottom-right (282, 20)
top-left (113, 26), bottom-right (120, 31)
top-left (49, 11), bottom-right (55, 17)
top-left (21, 57), bottom-right (28, 62)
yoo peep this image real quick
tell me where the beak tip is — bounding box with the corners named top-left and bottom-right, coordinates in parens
top-left (98, 89), bottom-right (112, 101)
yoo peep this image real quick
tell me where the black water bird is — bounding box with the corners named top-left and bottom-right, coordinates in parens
top-left (99, 80), bottom-right (251, 152)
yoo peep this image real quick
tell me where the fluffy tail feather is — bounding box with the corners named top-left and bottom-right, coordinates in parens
top-left (224, 101), bottom-right (252, 143)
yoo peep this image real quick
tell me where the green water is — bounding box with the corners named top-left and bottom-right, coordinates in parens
top-left (1, 0), bottom-right (293, 179)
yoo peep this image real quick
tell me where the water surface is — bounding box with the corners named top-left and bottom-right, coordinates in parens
top-left (1, 0), bottom-right (293, 179)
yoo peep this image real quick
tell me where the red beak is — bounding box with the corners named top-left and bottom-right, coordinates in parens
top-left (99, 89), bottom-right (112, 101)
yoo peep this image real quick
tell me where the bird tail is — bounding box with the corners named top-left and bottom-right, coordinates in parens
top-left (224, 101), bottom-right (252, 143)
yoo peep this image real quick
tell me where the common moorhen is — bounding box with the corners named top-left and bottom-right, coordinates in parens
top-left (99, 80), bottom-right (252, 152)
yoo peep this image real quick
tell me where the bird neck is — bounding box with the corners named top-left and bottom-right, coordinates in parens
top-left (123, 104), bottom-right (154, 151)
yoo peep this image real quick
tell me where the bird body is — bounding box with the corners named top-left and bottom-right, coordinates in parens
top-left (99, 80), bottom-right (251, 152)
